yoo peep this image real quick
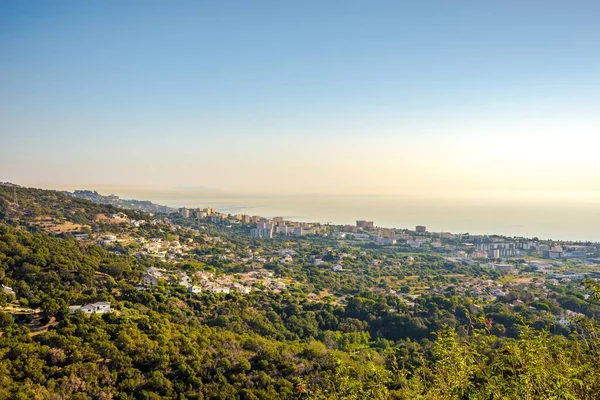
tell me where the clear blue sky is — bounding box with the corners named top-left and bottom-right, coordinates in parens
top-left (1, 1), bottom-right (599, 195)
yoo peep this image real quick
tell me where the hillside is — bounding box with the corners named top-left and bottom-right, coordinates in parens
top-left (69, 189), bottom-right (175, 214)
top-left (1, 185), bottom-right (600, 399)
top-left (0, 184), bottom-right (145, 232)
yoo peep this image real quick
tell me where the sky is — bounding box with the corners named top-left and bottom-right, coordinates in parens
top-left (1, 1), bottom-right (600, 199)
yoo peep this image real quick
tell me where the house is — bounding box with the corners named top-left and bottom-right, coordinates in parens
top-left (458, 258), bottom-right (476, 266)
top-left (100, 235), bottom-right (117, 245)
top-left (143, 273), bottom-right (159, 287)
top-left (469, 304), bottom-right (482, 314)
top-left (257, 269), bottom-right (273, 278)
top-left (70, 301), bottom-right (112, 314)
top-left (280, 255), bottom-right (293, 264)
top-left (278, 249), bottom-right (297, 257)
top-left (332, 265), bottom-right (344, 272)
top-left (232, 284), bottom-right (252, 294)
top-left (176, 274), bottom-right (192, 287)
top-left (208, 287), bottom-right (230, 294)
top-left (494, 264), bottom-right (517, 274)
top-left (188, 286), bottom-right (202, 294)
top-left (177, 276), bottom-right (192, 287)
top-left (307, 292), bottom-right (319, 301)
top-left (1, 285), bottom-right (15, 297)
top-left (543, 249), bottom-right (564, 259)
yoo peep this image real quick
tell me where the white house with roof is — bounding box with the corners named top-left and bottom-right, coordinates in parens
top-left (1, 285), bottom-right (15, 297)
top-left (238, 286), bottom-right (252, 294)
top-left (70, 301), bottom-right (112, 314)
top-left (232, 284), bottom-right (252, 294)
top-left (188, 285), bottom-right (202, 294)
top-left (176, 273), bottom-right (192, 287)
top-left (208, 287), bottom-right (230, 294)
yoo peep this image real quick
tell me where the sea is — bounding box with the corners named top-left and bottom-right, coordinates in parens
top-left (108, 189), bottom-right (600, 243)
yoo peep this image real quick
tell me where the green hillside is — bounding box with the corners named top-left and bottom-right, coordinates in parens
top-left (1, 185), bottom-right (600, 399)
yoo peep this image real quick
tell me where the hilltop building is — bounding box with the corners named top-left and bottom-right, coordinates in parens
top-left (356, 220), bottom-right (374, 230)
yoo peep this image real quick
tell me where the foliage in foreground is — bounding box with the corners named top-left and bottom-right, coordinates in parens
top-left (1, 186), bottom-right (600, 399)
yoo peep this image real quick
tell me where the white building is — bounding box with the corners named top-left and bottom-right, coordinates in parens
top-left (176, 272), bottom-right (192, 287)
top-left (1, 285), bottom-right (15, 297)
top-left (208, 287), bottom-right (231, 294)
top-left (251, 226), bottom-right (273, 238)
top-left (232, 284), bottom-right (252, 294)
top-left (70, 301), bottom-right (112, 314)
top-left (377, 237), bottom-right (397, 245)
top-left (188, 286), bottom-right (202, 294)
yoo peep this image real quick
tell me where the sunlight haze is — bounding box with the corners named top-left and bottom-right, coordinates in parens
top-left (2, 0), bottom-right (600, 237)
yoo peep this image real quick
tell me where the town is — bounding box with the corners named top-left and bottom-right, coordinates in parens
top-left (19, 191), bottom-right (591, 332)
top-left (2, 184), bottom-right (600, 399)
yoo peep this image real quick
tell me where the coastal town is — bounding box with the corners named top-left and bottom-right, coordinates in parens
top-left (0, 183), bottom-right (597, 334)
top-left (12, 190), bottom-right (585, 331)
top-left (2, 184), bottom-right (600, 398)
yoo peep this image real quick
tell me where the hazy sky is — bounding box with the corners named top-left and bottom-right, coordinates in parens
top-left (1, 1), bottom-right (599, 198)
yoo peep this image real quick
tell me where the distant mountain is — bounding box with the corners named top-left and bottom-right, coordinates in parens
top-left (68, 190), bottom-right (175, 214)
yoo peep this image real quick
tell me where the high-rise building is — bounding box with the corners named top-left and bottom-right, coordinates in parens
top-left (251, 226), bottom-right (273, 238)
top-left (356, 220), bottom-right (374, 230)
top-left (343, 225), bottom-right (358, 233)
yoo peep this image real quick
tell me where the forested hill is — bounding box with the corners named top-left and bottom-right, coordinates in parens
top-left (69, 189), bottom-right (175, 214)
top-left (0, 184), bottom-right (142, 226)
top-left (0, 184), bottom-right (151, 235)
top-left (1, 184), bottom-right (600, 399)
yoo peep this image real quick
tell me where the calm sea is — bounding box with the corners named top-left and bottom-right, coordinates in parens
top-left (111, 190), bottom-right (600, 243)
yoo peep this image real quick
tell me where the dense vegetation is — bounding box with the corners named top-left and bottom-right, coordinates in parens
top-left (1, 185), bottom-right (600, 399)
